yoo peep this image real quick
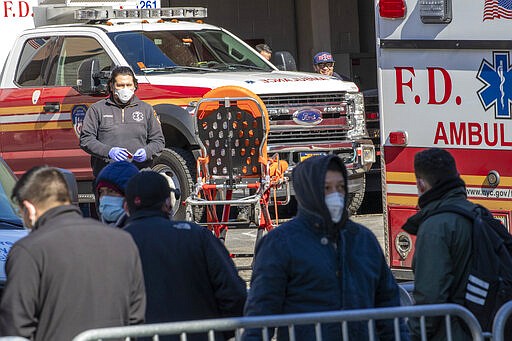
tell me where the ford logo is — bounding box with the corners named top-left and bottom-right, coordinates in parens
top-left (292, 109), bottom-right (323, 125)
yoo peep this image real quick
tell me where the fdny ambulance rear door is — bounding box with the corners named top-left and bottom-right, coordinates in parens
top-left (376, 0), bottom-right (512, 279)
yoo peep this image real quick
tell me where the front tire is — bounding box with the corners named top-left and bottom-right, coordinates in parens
top-left (347, 174), bottom-right (366, 215)
top-left (152, 148), bottom-right (195, 220)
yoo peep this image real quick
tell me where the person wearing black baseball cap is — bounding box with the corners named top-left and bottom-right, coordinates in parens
top-left (123, 171), bottom-right (246, 338)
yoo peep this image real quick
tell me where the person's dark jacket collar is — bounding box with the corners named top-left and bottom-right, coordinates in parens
top-left (402, 176), bottom-right (467, 235)
top-left (126, 209), bottom-right (169, 223)
top-left (33, 204), bottom-right (82, 230)
top-left (292, 154), bottom-right (349, 240)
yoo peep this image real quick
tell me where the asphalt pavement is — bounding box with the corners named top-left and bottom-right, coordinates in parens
top-left (224, 213), bottom-right (385, 283)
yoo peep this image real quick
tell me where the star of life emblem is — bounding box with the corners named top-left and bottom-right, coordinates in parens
top-left (477, 51), bottom-right (512, 119)
top-left (132, 111), bottom-right (144, 122)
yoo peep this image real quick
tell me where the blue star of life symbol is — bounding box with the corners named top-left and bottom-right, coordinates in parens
top-left (477, 51), bottom-right (512, 119)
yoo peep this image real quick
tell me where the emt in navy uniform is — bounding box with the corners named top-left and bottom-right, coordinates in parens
top-left (80, 66), bottom-right (165, 177)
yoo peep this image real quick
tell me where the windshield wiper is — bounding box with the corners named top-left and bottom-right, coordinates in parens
top-left (140, 66), bottom-right (219, 73)
top-left (0, 218), bottom-right (24, 229)
top-left (213, 63), bottom-right (267, 71)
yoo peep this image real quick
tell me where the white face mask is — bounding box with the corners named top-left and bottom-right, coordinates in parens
top-left (114, 88), bottom-right (134, 103)
top-left (325, 192), bottom-right (345, 223)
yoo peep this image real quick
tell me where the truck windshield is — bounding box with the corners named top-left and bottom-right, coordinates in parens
top-left (107, 29), bottom-right (274, 74)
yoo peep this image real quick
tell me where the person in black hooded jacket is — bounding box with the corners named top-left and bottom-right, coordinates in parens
top-left (243, 154), bottom-right (408, 340)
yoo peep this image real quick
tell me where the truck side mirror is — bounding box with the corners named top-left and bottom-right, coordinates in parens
top-left (272, 51), bottom-right (297, 71)
top-left (76, 58), bottom-right (109, 95)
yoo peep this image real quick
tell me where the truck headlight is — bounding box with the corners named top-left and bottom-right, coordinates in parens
top-left (358, 144), bottom-right (375, 165)
top-left (346, 92), bottom-right (367, 139)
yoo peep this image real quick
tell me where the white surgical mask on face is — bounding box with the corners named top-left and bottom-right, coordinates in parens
top-left (115, 88), bottom-right (134, 103)
top-left (325, 192), bottom-right (345, 223)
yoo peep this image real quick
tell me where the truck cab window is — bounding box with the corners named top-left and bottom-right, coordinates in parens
top-left (108, 30), bottom-right (272, 75)
top-left (109, 32), bottom-right (175, 73)
top-left (15, 37), bottom-right (54, 87)
top-left (47, 37), bottom-right (113, 87)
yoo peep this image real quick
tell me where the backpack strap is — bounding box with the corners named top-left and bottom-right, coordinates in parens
top-left (425, 204), bottom-right (477, 222)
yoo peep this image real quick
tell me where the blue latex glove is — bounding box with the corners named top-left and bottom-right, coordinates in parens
top-left (108, 147), bottom-right (130, 161)
top-left (133, 148), bottom-right (147, 162)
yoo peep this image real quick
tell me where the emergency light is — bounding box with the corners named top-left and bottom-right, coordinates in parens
top-left (389, 131), bottom-right (408, 146)
top-left (74, 7), bottom-right (207, 21)
top-left (419, 0), bottom-right (452, 23)
top-left (379, 0), bottom-right (406, 19)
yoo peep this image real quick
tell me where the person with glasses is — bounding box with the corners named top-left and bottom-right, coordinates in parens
top-left (313, 51), bottom-right (350, 81)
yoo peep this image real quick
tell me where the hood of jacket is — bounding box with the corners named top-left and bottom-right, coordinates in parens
top-left (292, 154), bottom-right (349, 237)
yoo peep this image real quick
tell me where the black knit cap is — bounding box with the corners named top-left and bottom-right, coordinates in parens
top-left (125, 171), bottom-right (170, 211)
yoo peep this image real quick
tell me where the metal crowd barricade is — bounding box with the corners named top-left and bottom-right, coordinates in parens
top-left (398, 283), bottom-right (414, 306)
top-left (72, 304), bottom-right (484, 341)
top-left (493, 301), bottom-right (512, 341)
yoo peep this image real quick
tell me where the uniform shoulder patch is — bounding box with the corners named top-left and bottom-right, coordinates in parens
top-left (71, 104), bottom-right (88, 137)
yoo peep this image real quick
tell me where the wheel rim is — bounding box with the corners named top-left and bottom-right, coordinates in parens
top-left (152, 164), bottom-right (181, 216)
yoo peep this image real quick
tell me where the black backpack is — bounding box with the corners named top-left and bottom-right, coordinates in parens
top-left (429, 204), bottom-right (512, 334)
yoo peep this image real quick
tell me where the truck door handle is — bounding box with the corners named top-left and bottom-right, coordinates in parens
top-left (43, 102), bottom-right (60, 113)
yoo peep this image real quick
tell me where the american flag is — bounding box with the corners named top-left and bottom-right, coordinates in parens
top-left (27, 38), bottom-right (47, 50)
top-left (483, 0), bottom-right (512, 20)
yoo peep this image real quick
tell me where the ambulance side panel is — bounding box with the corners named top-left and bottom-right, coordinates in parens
top-left (376, 0), bottom-right (512, 279)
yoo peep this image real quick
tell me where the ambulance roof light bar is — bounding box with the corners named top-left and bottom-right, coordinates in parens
top-left (74, 7), bottom-right (207, 21)
top-left (419, 0), bottom-right (452, 24)
top-left (379, 0), bottom-right (406, 19)
top-left (34, 0), bottom-right (206, 26)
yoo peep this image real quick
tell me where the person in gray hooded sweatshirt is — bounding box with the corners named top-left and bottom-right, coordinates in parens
top-left (243, 154), bottom-right (408, 341)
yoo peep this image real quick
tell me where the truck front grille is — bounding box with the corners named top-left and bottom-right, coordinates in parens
top-left (267, 128), bottom-right (348, 145)
top-left (259, 92), bottom-right (350, 145)
top-left (259, 92), bottom-right (345, 107)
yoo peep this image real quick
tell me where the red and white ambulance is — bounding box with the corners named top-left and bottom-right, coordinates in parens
top-left (376, 0), bottom-right (512, 279)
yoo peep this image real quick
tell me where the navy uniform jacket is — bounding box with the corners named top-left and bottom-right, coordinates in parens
top-left (125, 210), bottom-right (247, 341)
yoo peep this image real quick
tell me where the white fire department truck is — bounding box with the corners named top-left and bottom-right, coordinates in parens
top-left (0, 0), bottom-right (374, 220)
top-left (377, 0), bottom-right (512, 279)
